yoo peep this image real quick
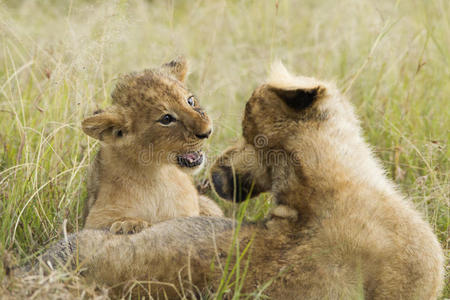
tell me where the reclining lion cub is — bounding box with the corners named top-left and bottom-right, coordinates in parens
top-left (35, 63), bottom-right (443, 299)
top-left (81, 58), bottom-right (222, 234)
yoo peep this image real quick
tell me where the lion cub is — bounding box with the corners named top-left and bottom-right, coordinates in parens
top-left (82, 58), bottom-right (222, 234)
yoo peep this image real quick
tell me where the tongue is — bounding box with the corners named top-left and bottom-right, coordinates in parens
top-left (184, 152), bottom-right (199, 163)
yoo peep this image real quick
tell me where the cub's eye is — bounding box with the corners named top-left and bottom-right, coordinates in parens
top-left (159, 114), bottom-right (176, 125)
top-left (187, 96), bottom-right (195, 107)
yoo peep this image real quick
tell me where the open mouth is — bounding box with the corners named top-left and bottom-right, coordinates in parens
top-left (176, 151), bottom-right (204, 168)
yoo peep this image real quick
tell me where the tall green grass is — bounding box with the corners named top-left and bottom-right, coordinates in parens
top-left (0, 0), bottom-right (448, 298)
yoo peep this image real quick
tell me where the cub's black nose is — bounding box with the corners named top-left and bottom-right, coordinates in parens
top-left (195, 129), bottom-right (212, 139)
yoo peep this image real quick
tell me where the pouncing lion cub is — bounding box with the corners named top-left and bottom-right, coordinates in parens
top-left (81, 58), bottom-right (223, 234)
top-left (34, 63), bottom-right (443, 299)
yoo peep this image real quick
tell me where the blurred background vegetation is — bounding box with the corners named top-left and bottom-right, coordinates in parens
top-left (0, 0), bottom-right (448, 298)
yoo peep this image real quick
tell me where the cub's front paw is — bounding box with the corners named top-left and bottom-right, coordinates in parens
top-left (110, 219), bottom-right (150, 234)
top-left (270, 205), bottom-right (298, 220)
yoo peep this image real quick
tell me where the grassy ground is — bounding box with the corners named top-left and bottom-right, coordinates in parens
top-left (0, 0), bottom-right (448, 298)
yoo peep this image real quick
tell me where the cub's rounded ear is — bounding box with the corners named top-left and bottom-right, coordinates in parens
top-left (161, 56), bottom-right (188, 82)
top-left (269, 85), bottom-right (326, 111)
top-left (82, 111), bottom-right (126, 142)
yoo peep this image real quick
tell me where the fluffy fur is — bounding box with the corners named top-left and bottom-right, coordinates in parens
top-left (82, 58), bottom-right (223, 233)
top-left (211, 63), bottom-right (444, 298)
top-left (31, 64), bottom-right (443, 299)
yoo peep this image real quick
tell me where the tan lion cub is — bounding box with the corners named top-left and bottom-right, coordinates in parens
top-left (82, 58), bottom-right (223, 234)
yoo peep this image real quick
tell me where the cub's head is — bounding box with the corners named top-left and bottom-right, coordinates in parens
top-left (211, 62), bottom-right (351, 202)
top-left (82, 57), bottom-right (212, 171)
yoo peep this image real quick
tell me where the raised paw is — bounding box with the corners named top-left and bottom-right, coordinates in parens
top-left (110, 219), bottom-right (150, 234)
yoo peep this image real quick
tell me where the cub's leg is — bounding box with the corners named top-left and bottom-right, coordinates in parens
top-left (109, 218), bottom-right (150, 234)
top-left (198, 195), bottom-right (223, 217)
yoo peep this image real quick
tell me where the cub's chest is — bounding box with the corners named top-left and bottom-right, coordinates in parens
top-left (129, 168), bottom-right (200, 220)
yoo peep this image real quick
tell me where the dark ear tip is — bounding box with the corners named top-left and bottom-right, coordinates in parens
top-left (165, 56), bottom-right (187, 67)
top-left (162, 56), bottom-right (188, 82)
top-left (174, 55), bottom-right (187, 63)
top-left (315, 85), bottom-right (327, 97)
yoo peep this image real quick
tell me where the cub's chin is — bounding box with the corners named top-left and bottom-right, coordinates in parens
top-left (176, 151), bottom-right (206, 174)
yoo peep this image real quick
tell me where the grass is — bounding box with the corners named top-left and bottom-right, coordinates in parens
top-left (0, 0), bottom-right (448, 298)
